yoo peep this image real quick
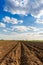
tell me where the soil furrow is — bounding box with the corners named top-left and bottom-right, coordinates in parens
top-left (22, 43), bottom-right (43, 65)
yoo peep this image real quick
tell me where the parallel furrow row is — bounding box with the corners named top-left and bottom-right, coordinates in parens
top-left (0, 43), bottom-right (19, 65)
top-left (24, 42), bottom-right (43, 63)
top-left (0, 42), bottom-right (43, 65)
top-left (22, 43), bottom-right (43, 65)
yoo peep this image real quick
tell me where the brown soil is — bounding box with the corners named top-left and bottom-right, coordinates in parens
top-left (0, 41), bottom-right (43, 65)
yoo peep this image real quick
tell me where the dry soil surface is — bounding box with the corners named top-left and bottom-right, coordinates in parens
top-left (0, 41), bottom-right (43, 65)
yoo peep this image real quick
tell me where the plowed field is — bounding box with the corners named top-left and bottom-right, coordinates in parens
top-left (0, 41), bottom-right (43, 65)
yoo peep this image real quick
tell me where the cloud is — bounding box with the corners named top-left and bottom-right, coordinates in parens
top-left (34, 10), bottom-right (43, 18)
top-left (28, 26), bottom-right (39, 31)
top-left (0, 23), bottom-right (5, 27)
top-left (3, 16), bottom-right (23, 24)
top-left (4, 0), bottom-right (43, 16)
top-left (35, 10), bottom-right (43, 24)
top-left (37, 31), bottom-right (43, 35)
top-left (0, 25), bottom-right (39, 33)
top-left (11, 26), bottom-right (39, 32)
top-left (0, 31), bottom-right (43, 40)
top-left (12, 26), bottom-right (30, 32)
top-left (36, 18), bottom-right (43, 24)
top-left (3, 29), bottom-right (7, 32)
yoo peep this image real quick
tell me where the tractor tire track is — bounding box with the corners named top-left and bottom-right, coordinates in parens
top-left (24, 43), bottom-right (43, 63)
top-left (0, 42), bottom-right (43, 65)
top-left (0, 43), bottom-right (18, 65)
top-left (22, 43), bottom-right (43, 65)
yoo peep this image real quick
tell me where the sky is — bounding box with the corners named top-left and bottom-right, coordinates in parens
top-left (0, 0), bottom-right (43, 40)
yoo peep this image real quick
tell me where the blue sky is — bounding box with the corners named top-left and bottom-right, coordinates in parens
top-left (0, 0), bottom-right (43, 40)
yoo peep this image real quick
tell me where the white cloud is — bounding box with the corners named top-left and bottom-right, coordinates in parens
top-left (35, 10), bottom-right (43, 24)
top-left (4, 0), bottom-right (28, 15)
top-left (11, 26), bottom-right (39, 32)
top-left (3, 29), bottom-right (7, 32)
top-left (1, 25), bottom-right (39, 33)
top-left (0, 31), bottom-right (43, 40)
top-left (29, 26), bottom-right (39, 31)
top-left (38, 31), bottom-right (43, 35)
top-left (0, 25), bottom-right (43, 40)
top-left (36, 18), bottom-right (43, 24)
top-left (0, 23), bottom-right (5, 27)
top-left (4, 0), bottom-right (43, 16)
top-left (3, 16), bottom-right (23, 24)
top-left (12, 26), bottom-right (30, 32)
top-left (34, 10), bottom-right (43, 18)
